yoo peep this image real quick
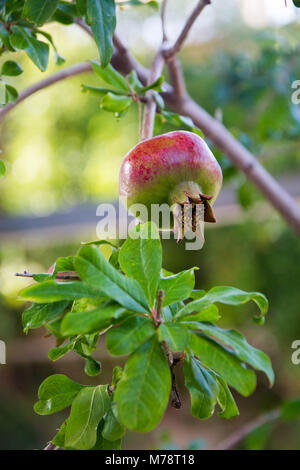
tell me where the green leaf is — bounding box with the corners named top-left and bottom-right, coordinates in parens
top-left (22, 300), bottom-right (69, 332)
top-left (65, 385), bottom-right (110, 450)
top-left (159, 268), bottom-right (196, 307)
top-left (161, 111), bottom-right (204, 137)
top-left (293, 0), bottom-right (300, 7)
top-left (216, 376), bottom-right (239, 419)
top-left (19, 280), bottom-right (103, 302)
top-left (0, 25), bottom-right (14, 52)
top-left (186, 323), bottom-right (274, 386)
top-left (91, 61), bottom-right (129, 91)
top-left (180, 304), bottom-right (220, 323)
top-left (52, 420), bottom-right (67, 448)
top-left (106, 316), bottom-right (155, 356)
top-left (51, 3), bottom-right (77, 24)
top-left (175, 286), bottom-right (268, 324)
top-left (1, 60), bottom-right (23, 76)
top-left (91, 420), bottom-right (122, 450)
top-left (61, 303), bottom-right (126, 336)
top-left (101, 92), bottom-right (132, 115)
top-left (87, 0), bottom-right (116, 67)
top-left (0, 160), bottom-right (6, 177)
top-left (115, 337), bottom-right (171, 432)
top-left (75, 245), bottom-right (149, 313)
top-left (184, 353), bottom-right (220, 420)
top-left (190, 333), bottom-right (256, 396)
top-left (102, 401), bottom-right (125, 441)
top-left (34, 374), bottom-right (85, 415)
top-left (23, 0), bottom-right (60, 26)
top-left (84, 356), bottom-right (102, 376)
top-left (158, 322), bottom-right (189, 352)
top-left (119, 222), bottom-right (162, 308)
top-left (5, 84), bottom-right (18, 103)
top-left (48, 341), bottom-right (75, 361)
top-left (82, 84), bottom-right (126, 96)
top-left (138, 75), bottom-right (164, 93)
top-left (10, 26), bottom-right (49, 71)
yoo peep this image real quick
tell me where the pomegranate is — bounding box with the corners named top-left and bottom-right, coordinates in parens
top-left (119, 131), bottom-right (222, 243)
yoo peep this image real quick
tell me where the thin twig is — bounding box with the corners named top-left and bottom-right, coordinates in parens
top-left (163, 0), bottom-right (211, 59)
top-left (44, 441), bottom-right (58, 450)
top-left (213, 409), bottom-right (281, 450)
top-left (15, 271), bottom-right (80, 280)
top-left (156, 289), bottom-right (164, 324)
top-left (141, 51), bottom-right (165, 140)
top-left (161, 0), bottom-right (168, 41)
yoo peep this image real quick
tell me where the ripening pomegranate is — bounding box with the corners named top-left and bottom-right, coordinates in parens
top-left (119, 131), bottom-right (222, 243)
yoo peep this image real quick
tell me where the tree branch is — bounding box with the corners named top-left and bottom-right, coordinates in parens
top-left (15, 271), bottom-right (80, 280)
top-left (161, 0), bottom-right (168, 42)
top-left (163, 0), bottom-right (211, 59)
top-left (0, 17), bottom-right (299, 235)
top-left (0, 62), bottom-right (92, 121)
top-left (141, 51), bottom-right (165, 140)
top-left (213, 409), bottom-right (280, 450)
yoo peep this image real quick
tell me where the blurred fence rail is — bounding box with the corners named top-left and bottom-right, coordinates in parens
top-left (0, 175), bottom-right (300, 244)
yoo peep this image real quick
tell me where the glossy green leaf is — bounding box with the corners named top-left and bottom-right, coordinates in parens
top-left (23, 0), bottom-right (60, 26)
top-left (91, 61), bottom-right (129, 91)
top-left (75, 245), bottom-right (149, 313)
top-left (184, 353), bottom-right (220, 420)
top-left (5, 84), bottom-right (18, 103)
top-left (61, 303), bottom-right (126, 336)
top-left (158, 322), bottom-right (189, 352)
top-left (91, 420), bottom-right (122, 450)
top-left (1, 60), bottom-right (23, 76)
top-left (19, 280), bottom-right (102, 303)
top-left (10, 26), bottom-right (49, 71)
top-left (65, 385), bottom-right (110, 449)
top-left (22, 300), bottom-right (69, 332)
top-left (84, 356), bottom-right (102, 376)
top-left (215, 375), bottom-right (239, 419)
top-left (159, 268), bottom-right (196, 307)
top-left (190, 333), bottom-right (256, 396)
top-left (52, 420), bottom-right (67, 448)
top-left (175, 286), bottom-right (268, 324)
top-left (186, 323), bottom-right (274, 385)
top-left (48, 341), bottom-right (75, 361)
top-left (51, 3), bottom-right (77, 24)
top-left (106, 316), bottom-right (155, 356)
top-left (119, 222), bottom-right (162, 308)
top-left (293, 0), bottom-right (300, 7)
top-left (82, 84), bottom-right (125, 96)
top-left (115, 337), bottom-right (171, 432)
top-left (138, 75), bottom-right (164, 92)
top-left (102, 401), bottom-right (125, 441)
top-left (87, 0), bottom-right (116, 67)
top-left (180, 304), bottom-right (220, 323)
top-left (101, 92), bottom-right (132, 114)
top-left (34, 374), bottom-right (85, 415)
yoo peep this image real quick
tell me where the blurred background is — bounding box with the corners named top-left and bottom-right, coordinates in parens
top-left (0, 0), bottom-right (300, 450)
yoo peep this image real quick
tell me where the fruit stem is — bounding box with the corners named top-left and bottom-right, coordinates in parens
top-left (141, 51), bottom-right (165, 140)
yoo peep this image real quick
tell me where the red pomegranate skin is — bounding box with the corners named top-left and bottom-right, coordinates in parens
top-left (119, 131), bottom-right (222, 217)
